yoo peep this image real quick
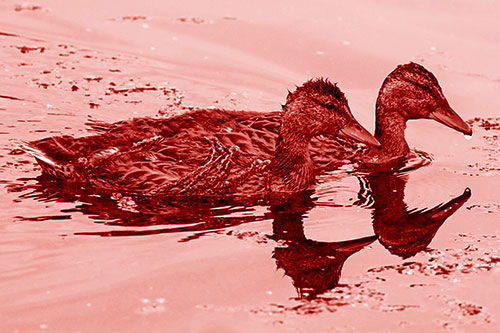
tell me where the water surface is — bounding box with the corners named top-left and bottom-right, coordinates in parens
top-left (1, 1), bottom-right (500, 331)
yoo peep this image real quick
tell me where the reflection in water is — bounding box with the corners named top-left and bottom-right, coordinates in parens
top-left (269, 192), bottom-right (377, 299)
top-left (16, 177), bottom-right (272, 239)
top-left (15, 166), bottom-right (471, 298)
top-left (361, 173), bottom-right (471, 258)
top-left (18, 177), bottom-right (378, 299)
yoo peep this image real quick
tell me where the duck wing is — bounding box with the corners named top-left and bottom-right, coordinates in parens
top-left (79, 134), bottom-right (270, 195)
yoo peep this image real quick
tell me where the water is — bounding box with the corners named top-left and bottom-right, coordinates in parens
top-left (1, 1), bottom-right (500, 331)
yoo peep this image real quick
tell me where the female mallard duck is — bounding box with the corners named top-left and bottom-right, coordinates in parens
top-left (79, 62), bottom-right (470, 174)
top-left (23, 78), bottom-right (379, 197)
top-left (311, 62), bottom-right (472, 169)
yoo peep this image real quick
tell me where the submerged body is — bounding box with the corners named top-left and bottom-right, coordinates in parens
top-left (24, 79), bottom-right (379, 197)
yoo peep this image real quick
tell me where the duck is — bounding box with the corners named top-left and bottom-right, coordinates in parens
top-left (23, 78), bottom-right (380, 197)
top-left (311, 62), bottom-right (472, 170)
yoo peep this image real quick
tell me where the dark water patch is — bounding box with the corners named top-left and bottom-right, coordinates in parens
top-left (13, 3), bottom-right (44, 12)
top-left (0, 94), bottom-right (24, 101)
top-left (429, 295), bottom-right (493, 328)
top-left (83, 76), bottom-right (103, 82)
top-left (251, 283), bottom-right (387, 315)
top-left (107, 15), bottom-right (149, 22)
top-left (468, 117), bottom-right (500, 131)
top-left (368, 243), bottom-right (500, 278)
top-left (466, 203), bottom-right (500, 214)
top-left (15, 45), bottom-right (46, 54)
top-left (0, 31), bottom-right (44, 42)
top-left (0, 31), bottom-right (20, 38)
top-left (14, 214), bottom-right (72, 222)
top-left (176, 17), bottom-right (209, 24)
top-left (454, 117), bottom-right (500, 176)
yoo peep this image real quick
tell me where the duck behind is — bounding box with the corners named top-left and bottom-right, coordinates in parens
top-left (312, 62), bottom-right (472, 170)
top-left (23, 78), bottom-right (379, 197)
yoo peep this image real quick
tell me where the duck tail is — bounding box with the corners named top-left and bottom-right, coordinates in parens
top-left (85, 116), bottom-right (113, 133)
top-left (19, 141), bottom-right (66, 177)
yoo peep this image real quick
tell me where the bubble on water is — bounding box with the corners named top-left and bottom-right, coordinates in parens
top-left (464, 134), bottom-right (472, 140)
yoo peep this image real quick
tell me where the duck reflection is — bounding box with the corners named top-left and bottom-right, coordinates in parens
top-left (269, 192), bottom-right (377, 299)
top-left (16, 177), bottom-right (272, 238)
top-left (359, 172), bottom-right (471, 258)
top-left (15, 168), bottom-right (471, 298)
top-left (18, 176), bottom-right (377, 298)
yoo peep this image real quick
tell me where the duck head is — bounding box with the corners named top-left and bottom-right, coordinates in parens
top-left (376, 62), bottom-right (472, 136)
top-left (271, 79), bottom-right (379, 193)
top-left (281, 78), bottom-right (380, 146)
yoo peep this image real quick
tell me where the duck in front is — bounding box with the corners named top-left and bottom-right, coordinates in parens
top-left (23, 78), bottom-right (379, 198)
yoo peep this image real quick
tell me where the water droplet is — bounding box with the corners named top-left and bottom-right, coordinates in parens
top-left (464, 134), bottom-right (472, 140)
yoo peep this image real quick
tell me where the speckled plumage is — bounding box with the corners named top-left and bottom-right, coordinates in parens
top-left (24, 78), bottom-right (378, 197)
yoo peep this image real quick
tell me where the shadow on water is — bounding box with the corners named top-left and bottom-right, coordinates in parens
top-left (14, 167), bottom-right (471, 298)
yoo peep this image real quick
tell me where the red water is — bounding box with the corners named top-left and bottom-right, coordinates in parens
top-left (1, 1), bottom-right (500, 331)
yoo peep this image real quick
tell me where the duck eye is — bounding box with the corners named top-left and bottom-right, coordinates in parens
top-left (323, 103), bottom-right (337, 110)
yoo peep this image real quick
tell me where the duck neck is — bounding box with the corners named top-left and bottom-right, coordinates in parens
top-left (374, 105), bottom-right (410, 159)
top-left (270, 130), bottom-right (315, 192)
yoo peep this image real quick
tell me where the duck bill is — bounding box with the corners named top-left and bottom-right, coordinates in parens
top-left (429, 103), bottom-right (472, 136)
top-left (424, 187), bottom-right (471, 221)
top-left (334, 235), bottom-right (378, 253)
top-left (339, 122), bottom-right (381, 147)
